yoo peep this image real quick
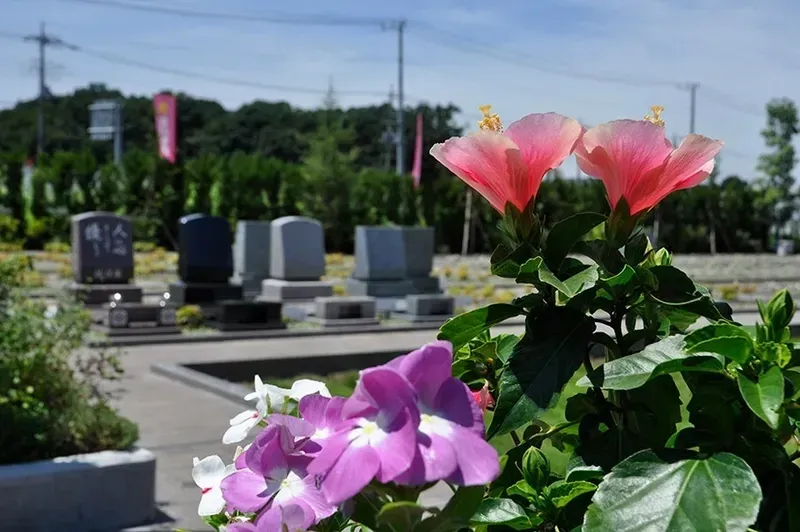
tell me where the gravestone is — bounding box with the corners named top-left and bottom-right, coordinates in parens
top-left (310, 296), bottom-right (379, 328)
top-left (232, 221), bottom-right (272, 299)
top-left (345, 226), bottom-right (413, 297)
top-left (69, 212), bottom-right (142, 305)
top-left (394, 294), bottom-right (455, 324)
top-left (260, 216), bottom-right (332, 301)
top-left (169, 214), bottom-right (242, 304)
top-left (402, 227), bottom-right (441, 294)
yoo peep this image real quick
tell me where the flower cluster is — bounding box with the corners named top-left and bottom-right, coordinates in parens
top-left (430, 105), bottom-right (723, 221)
top-left (191, 341), bottom-right (499, 531)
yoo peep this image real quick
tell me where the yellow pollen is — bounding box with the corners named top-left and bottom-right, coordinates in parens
top-left (281, 478), bottom-right (291, 489)
top-left (478, 104), bottom-right (503, 132)
top-left (362, 422), bottom-right (378, 435)
top-left (421, 414), bottom-right (433, 424)
top-left (644, 105), bottom-right (665, 127)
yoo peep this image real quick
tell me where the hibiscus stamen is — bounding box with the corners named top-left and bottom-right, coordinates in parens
top-left (478, 104), bottom-right (503, 132)
top-left (644, 105), bottom-right (665, 127)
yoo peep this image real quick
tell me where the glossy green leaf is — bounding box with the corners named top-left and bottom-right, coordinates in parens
top-left (438, 304), bottom-right (521, 350)
top-left (737, 366), bottom-right (784, 429)
top-left (686, 336), bottom-right (753, 364)
top-left (543, 212), bottom-right (606, 271)
top-left (583, 451), bottom-right (762, 532)
top-left (539, 263), bottom-right (599, 298)
top-left (376, 501), bottom-right (426, 532)
top-left (573, 239), bottom-right (626, 274)
top-left (471, 498), bottom-right (534, 529)
top-left (507, 479), bottom-right (538, 499)
top-left (516, 256), bottom-right (544, 284)
top-left (599, 264), bottom-right (636, 291)
top-left (566, 454), bottom-right (604, 482)
top-left (488, 308), bottom-right (595, 437)
top-left (578, 335), bottom-right (725, 390)
top-left (490, 242), bottom-right (535, 279)
top-left (546, 480), bottom-right (596, 509)
top-left (685, 323), bottom-right (752, 346)
top-left (624, 232), bottom-right (649, 264)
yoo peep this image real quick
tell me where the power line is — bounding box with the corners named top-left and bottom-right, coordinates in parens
top-left (45, 0), bottom-right (385, 26)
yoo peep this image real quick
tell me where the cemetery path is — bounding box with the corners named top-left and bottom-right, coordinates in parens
top-left (112, 329), bottom-right (491, 532)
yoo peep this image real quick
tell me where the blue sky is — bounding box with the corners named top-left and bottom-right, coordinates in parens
top-left (2, 0), bottom-right (799, 179)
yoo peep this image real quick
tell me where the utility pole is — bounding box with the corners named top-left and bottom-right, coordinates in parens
top-left (383, 19), bottom-right (406, 175)
top-left (688, 82), bottom-right (698, 134)
top-left (23, 22), bottom-right (76, 158)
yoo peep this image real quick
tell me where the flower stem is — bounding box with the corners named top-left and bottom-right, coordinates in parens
top-left (510, 430), bottom-right (521, 446)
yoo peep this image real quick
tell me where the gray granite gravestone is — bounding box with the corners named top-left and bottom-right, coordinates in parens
top-left (310, 295), bottom-right (379, 328)
top-left (169, 214), bottom-right (242, 304)
top-left (346, 226), bottom-right (413, 297)
top-left (393, 293), bottom-right (455, 324)
top-left (402, 226), bottom-right (441, 294)
top-left (260, 216), bottom-right (332, 301)
top-left (69, 212), bottom-right (142, 304)
top-left (232, 220), bottom-right (271, 299)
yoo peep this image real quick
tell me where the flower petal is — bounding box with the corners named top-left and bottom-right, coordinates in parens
top-left (344, 367), bottom-right (419, 423)
top-left (220, 469), bottom-right (271, 514)
top-left (430, 131), bottom-right (528, 212)
top-left (576, 120), bottom-right (673, 210)
top-left (192, 455), bottom-right (227, 489)
top-left (435, 377), bottom-right (483, 433)
top-left (307, 431), bottom-right (350, 477)
top-left (394, 431), bottom-right (458, 485)
top-left (446, 425), bottom-right (500, 486)
top-left (320, 443), bottom-right (381, 505)
top-left (290, 379), bottom-right (331, 401)
top-left (298, 394), bottom-right (330, 426)
top-left (256, 503), bottom-right (315, 531)
top-left (503, 113), bottom-right (583, 208)
top-left (394, 341), bottom-right (453, 407)
top-left (198, 487), bottom-right (227, 516)
top-left (223, 414), bottom-right (261, 444)
top-left (374, 410), bottom-right (419, 483)
top-left (267, 414), bottom-right (315, 439)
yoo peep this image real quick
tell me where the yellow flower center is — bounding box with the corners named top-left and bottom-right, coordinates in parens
top-left (361, 421), bottom-right (378, 435)
top-left (478, 104), bottom-right (503, 132)
top-left (644, 105), bottom-right (665, 127)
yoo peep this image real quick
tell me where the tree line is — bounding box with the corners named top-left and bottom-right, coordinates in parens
top-left (0, 84), bottom-right (796, 254)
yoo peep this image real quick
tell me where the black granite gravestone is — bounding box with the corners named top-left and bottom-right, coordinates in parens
top-left (71, 212), bottom-right (134, 284)
top-left (178, 214), bottom-right (233, 283)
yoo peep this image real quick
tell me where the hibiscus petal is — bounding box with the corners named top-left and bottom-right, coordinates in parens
top-left (446, 425), bottom-right (500, 486)
top-left (320, 443), bottom-right (381, 505)
top-left (577, 120), bottom-right (673, 209)
top-left (220, 469), bottom-right (271, 513)
top-left (192, 455), bottom-right (227, 489)
top-left (503, 113), bottom-right (583, 208)
top-left (395, 341), bottom-right (454, 407)
top-left (430, 131), bottom-right (528, 212)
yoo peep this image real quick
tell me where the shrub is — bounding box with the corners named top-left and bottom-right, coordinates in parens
top-left (718, 283), bottom-right (741, 301)
top-left (133, 241), bottom-right (157, 253)
top-left (43, 241), bottom-right (70, 253)
top-left (0, 255), bottom-right (138, 465)
top-left (176, 305), bottom-right (205, 329)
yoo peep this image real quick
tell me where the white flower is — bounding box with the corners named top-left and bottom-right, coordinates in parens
top-left (222, 406), bottom-right (265, 444)
top-left (288, 379), bottom-right (331, 401)
top-left (244, 375), bottom-right (291, 413)
top-left (192, 455), bottom-right (235, 516)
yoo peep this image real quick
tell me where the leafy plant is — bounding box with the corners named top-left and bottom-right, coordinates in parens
top-left (177, 304), bottom-right (205, 329)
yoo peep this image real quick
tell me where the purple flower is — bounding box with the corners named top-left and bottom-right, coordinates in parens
top-left (298, 394), bottom-right (347, 454)
top-left (391, 341), bottom-right (501, 486)
top-left (223, 503), bottom-right (312, 532)
top-left (220, 423), bottom-right (335, 523)
top-left (307, 367), bottom-right (420, 505)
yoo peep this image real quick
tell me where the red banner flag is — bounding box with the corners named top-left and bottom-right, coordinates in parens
top-left (411, 113), bottom-right (423, 187)
top-left (153, 93), bottom-right (177, 163)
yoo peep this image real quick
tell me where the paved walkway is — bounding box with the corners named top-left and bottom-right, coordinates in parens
top-left (113, 329), bottom-right (506, 531)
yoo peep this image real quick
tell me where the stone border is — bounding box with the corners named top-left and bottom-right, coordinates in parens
top-left (152, 348), bottom-right (411, 406)
top-left (0, 448), bottom-right (156, 531)
top-left (89, 317), bottom-right (526, 348)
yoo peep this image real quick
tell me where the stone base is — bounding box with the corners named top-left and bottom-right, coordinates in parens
top-left (316, 296), bottom-right (377, 320)
top-left (345, 278), bottom-right (414, 297)
top-left (407, 294), bottom-right (455, 316)
top-left (391, 312), bottom-right (451, 325)
top-left (307, 316), bottom-right (381, 329)
top-left (168, 282), bottom-right (243, 305)
top-left (0, 448), bottom-right (156, 532)
top-left (231, 274), bottom-right (269, 300)
top-left (216, 300), bottom-right (283, 327)
top-left (408, 276), bottom-right (442, 294)
top-left (212, 321), bottom-right (287, 332)
top-left (68, 283), bottom-right (143, 306)
top-left (260, 279), bottom-right (333, 301)
top-left (96, 324), bottom-right (181, 337)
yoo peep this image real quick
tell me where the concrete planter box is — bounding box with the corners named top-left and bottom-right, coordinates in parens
top-left (0, 448), bottom-right (156, 532)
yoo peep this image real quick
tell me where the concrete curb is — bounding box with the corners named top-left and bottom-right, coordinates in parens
top-left (0, 448), bottom-right (156, 532)
top-left (151, 362), bottom-right (253, 407)
top-left (89, 317), bottom-right (527, 348)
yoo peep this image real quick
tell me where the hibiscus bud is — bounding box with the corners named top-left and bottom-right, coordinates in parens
top-left (472, 382), bottom-right (494, 412)
top-left (522, 446), bottom-right (551, 491)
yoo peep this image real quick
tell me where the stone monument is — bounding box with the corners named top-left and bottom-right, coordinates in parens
top-left (69, 211), bottom-right (142, 304)
top-left (231, 220), bottom-right (272, 299)
top-left (396, 293), bottom-right (455, 324)
top-left (310, 296), bottom-right (379, 328)
top-left (169, 214), bottom-right (242, 305)
top-left (260, 216), bottom-right (333, 301)
top-left (402, 226), bottom-right (441, 294)
top-left (345, 226), bottom-right (413, 297)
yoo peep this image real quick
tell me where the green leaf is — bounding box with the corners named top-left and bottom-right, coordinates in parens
top-left (507, 480), bottom-right (538, 499)
top-left (471, 498), bottom-right (533, 529)
top-left (624, 232), bottom-right (649, 264)
top-left (510, 292), bottom-right (545, 310)
top-left (737, 366), bottom-right (784, 429)
top-left (685, 323), bottom-right (753, 346)
top-left (376, 501), bottom-right (426, 532)
top-left (649, 265), bottom-right (700, 304)
top-left (686, 336), bottom-right (753, 365)
top-left (598, 264), bottom-right (636, 293)
top-left (573, 239), bottom-right (626, 274)
top-left (537, 262), bottom-right (599, 298)
top-left (583, 451), bottom-right (762, 532)
top-left (578, 335), bottom-right (725, 390)
top-left (566, 454), bottom-right (604, 482)
top-left (767, 289), bottom-right (796, 330)
top-left (545, 480), bottom-right (596, 509)
top-left (488, 308), bottom-right (595, 437)
top-left (516, 256), bottom-right (543, 284)
top-left (565, 393), bottom-right (597, 422)
top-left (543, 212), bottom-right (606, 271)
top-left (490, 242), bottom-right (535, 279)
top-left (416, 486), bottom-right (485, 532)
top-left (438, 304), bottom-right (522, 350)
